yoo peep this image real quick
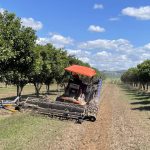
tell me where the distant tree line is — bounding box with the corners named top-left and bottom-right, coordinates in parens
top-left (121, 60), bottom-right (150, 91)
top-left (0, 11), bottom-right (105, 97)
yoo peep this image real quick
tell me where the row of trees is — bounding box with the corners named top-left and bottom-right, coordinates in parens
top-left (0, 11), bottom-right (104, 97)
top-left (121, 60), bottom-right (150, 91)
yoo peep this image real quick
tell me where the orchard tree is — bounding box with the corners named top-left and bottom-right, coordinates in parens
top-left (121, 60), bottom-right (150, 91)
top-left (137, 60), bottom-right (150, 90)
top-left (52, 48), bottom-right (69, 90)
top-left (29, 45), bottom-right (44, 97)
top-left (41, 44), bottom-right (54, 94)
top-left (0, 11), bottom-right (36, 96)
top-left (121, 68), bottom-right (139, 86)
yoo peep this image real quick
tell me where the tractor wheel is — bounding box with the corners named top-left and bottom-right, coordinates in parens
top-left (90, 116), bottom-right (96, 122)
top-left (76, 118), bottom-right (83, 124)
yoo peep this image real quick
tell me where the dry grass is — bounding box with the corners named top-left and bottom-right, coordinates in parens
top-left (0, 83), bottom-right (63, 101)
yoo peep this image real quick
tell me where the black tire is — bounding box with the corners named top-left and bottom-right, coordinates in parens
top-left (76, 118), bottom-right (83, 124)
top-left (90, 116), bottom-right (96, 122)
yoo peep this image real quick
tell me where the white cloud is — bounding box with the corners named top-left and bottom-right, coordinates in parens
top-left (88, 25), bottom-right (105, 33)
top-left (36, 33), bottom-right (73, 48)
top-left (144, 43), bottom-right (150, 49)
top-left (93, 4), bottom-right (103, 10)
top-left (37, 34), bottom-right (150, 71)
top-left (50, 34), bottom-right (73, 47)
top-left (92, 52), bottom-right (134, 70)
top-left (96, 51), bottom-right (112, 57)
top-left (120, 55), bottom-right (127, 60)
top-left (79, 57), bottom-right (90, 63)
top-left (66, 49), bottom-right (91, 63)
top-left (109, 17), bottom-right (119, 21)
top-left (21, 17), bottom-right (43, 30)
top-left (0, 8), bottom-right (5, 14)
top-left (79, 38), bottom-right (133, 52)
top-left (140, 53), bottom-right (150, 60)
top-left (36, 38), bottom-right (50, 45)
top-left (67, 49), bottom-right (81, 55)
top-left (67, 49), bottom-right (91, 57)
top-left (0, 9), bottom-right (43, 30)
top-left (122, 6), bottom-right (150, 20)
top-left (75, 39), bottom-right (150, 70)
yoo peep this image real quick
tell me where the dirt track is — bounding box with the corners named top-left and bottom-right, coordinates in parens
top-left (52, 83), bottom-right (150, 150)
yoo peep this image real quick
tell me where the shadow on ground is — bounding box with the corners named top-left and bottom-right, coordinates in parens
top-left (119, 84), bottom-right (150, 112)
top-left (132, 106), bottom-right (150, 111)
top-left (0, 89), bottom-right (64, 101)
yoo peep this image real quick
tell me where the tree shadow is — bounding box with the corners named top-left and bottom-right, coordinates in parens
top-left (0, 91), bottom-right (60, 101)
top-left (131, 101), bottom-right (150, 105)
top-left (120, 84), bottom-right (150, 112)
top-left (0, 93), bottom-right (35, 101)
top-left (132, 106), bottom-right (150, 111)
top-left (120, 86), bottom-right (137, 96)
top-left (45, 93), bottom-right (58, 95)
top-left (131, 96), bottom-right (150, 101)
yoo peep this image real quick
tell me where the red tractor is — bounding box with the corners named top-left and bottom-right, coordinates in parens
top-left (22, 65), bottom-right (102, 123)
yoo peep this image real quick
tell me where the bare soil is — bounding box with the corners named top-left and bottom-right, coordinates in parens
top-left (50, 83), bottom-right (150, 150)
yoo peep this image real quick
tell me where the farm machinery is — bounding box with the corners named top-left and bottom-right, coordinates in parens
top-left (0, 96), bottom-right (20, 112)
top-left (22, 65), bottom-right (102, 123)
top-left (7, 65), bottom-right (102, 123)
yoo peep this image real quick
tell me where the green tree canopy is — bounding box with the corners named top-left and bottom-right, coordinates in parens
top-left (0, 11), bottom-right (37, 96)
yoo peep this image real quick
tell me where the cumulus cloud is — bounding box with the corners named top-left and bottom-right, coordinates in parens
top-left (96, 51), bottom-right (112, 57)
top-left (144, 43), bottom-right (150, 49)
top-left (79, 57), bottom-right (90, 63)
top-left (74, 38), bottom-right (150, 70)
top-left (50, 34), bottom-right (73, 47)
top-left (66, 49), bottom-right (91, 63)
top-left (92, 52), bottom-right (135, 70)
top-left (88, 25), bottom-right (105, 33)
top-left (21, 17), bottom-right (43, 30)
top-left (36, 33), bottom-right (73, 48)
top-left (93, 4), bottom-right (103, 9)
top-left (78, 38), bottom-right (133, 52)
top-left (37, 34), bottom-right (150, 71)
top-left (0, 8), bottom-right (5, 14)
top-left (36, 38), bottom-right (50, 45)
top-left (140, 53), bottom-right (150, 60)
top-left (122, 6), bottom-right (150, 20)
top-left (67, 49), bottom-right (91, 57)
top-left (67, 49), bottom-right (82, 55)
top-left (0, 9), bottom-right (43, 30)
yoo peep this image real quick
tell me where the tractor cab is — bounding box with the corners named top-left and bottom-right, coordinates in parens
top-left (56, 65), bottom-right (97, 105)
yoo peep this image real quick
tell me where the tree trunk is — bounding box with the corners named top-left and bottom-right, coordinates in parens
top-left (63, 83), bottom-right (66, 90)
top-left (17, 84), bottom-right (24, 97)
top-left (142, 83), bottom-right (145, 90)
top-left (135, 83), bottom-right (138, 87)
top-left (139, 83), bottom-right (142, 90)
top-left (146, 83), bottom-right (149, 91)
top-left (34, 82), bottom-right (42, 97)
top-left (57, 83), bottom-right (59, 92)
top-left (46, 84), bottom-right (50, 94)
top-left (5, 82), bottom-right (8, 88)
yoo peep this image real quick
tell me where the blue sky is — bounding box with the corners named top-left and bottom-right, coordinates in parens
top-left (0, 0), bottom-right (150, 70)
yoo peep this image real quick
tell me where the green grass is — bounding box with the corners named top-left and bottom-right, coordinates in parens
top-left (0, 113), bottom-right (68, 150)
top-left (120, 84), bottom-right (150, 114)
top-left (0, 83), bottom-right (67, 150)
